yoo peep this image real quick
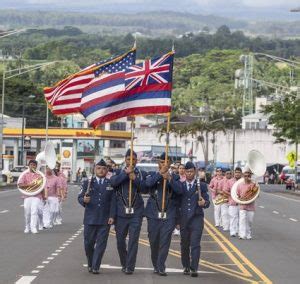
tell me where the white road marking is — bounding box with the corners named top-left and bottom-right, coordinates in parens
top-left (42, 261), bottom-right (49, 264)
top-left (259, 205), bottom-right (265, 208)
top-left (0, 210), bottom-right (9, 213)
top-left (31, 270), bottom-right (39, 274)
top-left (262, 192), bottom-right (300, 203)
top-left (82, 264), bottom-right (216, 274)
top-left (52, 253), bottom-right (58, 256)
top-left (36, 266), bottom-right (44, 269)
top-left (59, 246), bottom-right (65, 249)
top-left (15, 276), bottom-right (36, 284)
top-left (47, 257), bottom-right (54, 260)
top-left (55, 250), bottom-right (62, 252)
top-left (273, 211), bottom-right (279, 214)
top-left (66, 240), bottom-right (72, 243)
top-left (289, 218), bottom-right (298, 222)
top-left (63, 243), bottom-right (69, 246)
top-left (0, 189), bottom-right (18, 194)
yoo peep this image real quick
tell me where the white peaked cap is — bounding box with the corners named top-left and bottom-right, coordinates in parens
top-left (243, 166), bottom-right (252, 174)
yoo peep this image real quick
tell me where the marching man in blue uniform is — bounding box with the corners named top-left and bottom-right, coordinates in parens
top-left (78, 159), bottom-right (116, 274)
top-left (110, 149), bottom-right (147, 275)
top-left (178, 162), bottom-right (210, 277)
top-left (145, 152), bottom-right (183, 276)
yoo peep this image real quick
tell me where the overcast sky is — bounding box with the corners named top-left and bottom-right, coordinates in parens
top-left (21, 0), bottom-right (300, 7)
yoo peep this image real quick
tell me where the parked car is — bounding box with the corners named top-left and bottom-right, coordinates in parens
top-left (10, 166), bottom-right (28, 182)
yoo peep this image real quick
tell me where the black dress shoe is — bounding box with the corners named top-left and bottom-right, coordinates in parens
top-left (158, 271), bottom-right (167, 276)
top-left (125, 269), bottom-right (133, 275)
top-left (88, 267), bottom-right (92, 273)
top-left (183, 267), bottom-right (190, 275)
top-left (190, 270), bottom-right (198, 277)
top-left (92, 270), bottom-right (100, 274)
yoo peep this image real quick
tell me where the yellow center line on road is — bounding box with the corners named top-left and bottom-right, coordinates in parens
top-left (204, 219), bottom-right (273, 284)
top-left (204, 223), bottom-right (252, 277)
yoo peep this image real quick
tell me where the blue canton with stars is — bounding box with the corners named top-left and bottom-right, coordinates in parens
top-left (94, 50), bottom-right (136, 77)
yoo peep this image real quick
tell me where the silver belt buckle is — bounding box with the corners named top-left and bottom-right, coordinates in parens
top-left (158, 212), bottom-right (167, 219)
top-left (125, 207), bottom-right (134, 214)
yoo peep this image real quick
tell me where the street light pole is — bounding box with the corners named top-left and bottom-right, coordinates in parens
top-left (20, 96), bottom-right (25, 165)
top-left (232, 124), bottom-right (236, 170)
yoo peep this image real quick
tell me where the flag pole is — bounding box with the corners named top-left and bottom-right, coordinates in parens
top-left (161, 112), bottom-right (171, 218)
top-left (128, 117), bottom-right (135, 213)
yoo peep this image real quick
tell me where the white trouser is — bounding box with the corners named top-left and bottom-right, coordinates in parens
top-left (239, 210), bottom-right (254, 239)
top-left (228, 205), bottom-right (239, 235)
top-left (43, 200), bottom-right (51, 228)
top-left (55, 201), bottom-right (63, 224)
top-left (221, 203), bottom-right (229, 231)
top-left (213, 202), bottom-right (222, 226)
top-left (37, 200), bottom-right (44, 229)
top-left (24, 197), bottom-right (40, 232)
top-left (48, 197), bottom-right (59, 226)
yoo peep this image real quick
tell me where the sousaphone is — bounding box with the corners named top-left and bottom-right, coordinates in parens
top-left (17, 141), bottom-right (56, 196)
top-left (231, 150), bottom-right (266, 205)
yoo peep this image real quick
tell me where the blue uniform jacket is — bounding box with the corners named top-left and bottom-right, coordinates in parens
top-left (110, 168), bottom-right (147, 218)
top-left (179, 180), bottom-right (210, 227)
top-left (144, 172), bottom-right (183, 220)
top-left (78, 177), bottom-right (116, 225)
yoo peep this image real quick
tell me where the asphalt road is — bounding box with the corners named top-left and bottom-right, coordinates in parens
top-left (0, 184), bottom-right (299, 284)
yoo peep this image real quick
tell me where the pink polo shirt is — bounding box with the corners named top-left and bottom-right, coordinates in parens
top-left (209, 176), bottom-right (224, 199)
top-left (18, 171), bottom-right (43, 199)
top-left (236, 182), bottom-right (256, 211)
top-left (222, 178), bottom-right (239, 206)
top-left (46, 174), bottom-right (60, 197)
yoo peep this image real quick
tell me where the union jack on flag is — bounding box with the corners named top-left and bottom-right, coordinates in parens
top-left (125, 52), bottom-right (173, 90)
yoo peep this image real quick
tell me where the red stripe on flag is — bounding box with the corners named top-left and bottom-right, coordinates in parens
top-left (90, 106), bottom-right (171, 128)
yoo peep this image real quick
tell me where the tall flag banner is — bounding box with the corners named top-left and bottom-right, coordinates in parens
top-left (43, 49), bottom-right (136, 115)
top-left (81, 52), bottom-right (174, 128)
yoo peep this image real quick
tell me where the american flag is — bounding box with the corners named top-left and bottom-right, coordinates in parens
top-left (44, 49), bottom-right (136, 115)
top-left (80, 52), bottom-right (174, 128)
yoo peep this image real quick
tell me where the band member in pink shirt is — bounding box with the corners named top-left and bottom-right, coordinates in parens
top-left (219, 170), bottom-right (232, 231)
top-left (223, 167), bottom-right (242, 237)
top-left (45, 166), bottom-right (62, 228)
top-left (209, 168), bottom-right (224, 227)
top-left (18, 160), bottom-right (44, 234)
top-left (54, 162), bottom-right (67, 225)
top-left (237, 167), bottom-right (256, 240)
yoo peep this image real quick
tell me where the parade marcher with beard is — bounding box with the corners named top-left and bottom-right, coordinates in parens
top-left (78, 159), bottom-right (116, 274)
top-left (110, 149), bottom-right (147, 275)
top-left (178, 162), bottom-right (210, 277)
top-left (145, 152), bottom-right (183, 276)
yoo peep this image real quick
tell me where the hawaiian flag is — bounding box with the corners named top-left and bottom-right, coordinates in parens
top-left (80, 52), bottom-right (174, 128)
top-left (43, 49), bottom-right (136, 115)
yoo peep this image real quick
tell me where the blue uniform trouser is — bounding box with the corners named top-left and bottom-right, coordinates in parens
top-left (115, 216), bottom-right (142, 271)
top-left (84, 224), bottom-right (110, 270)
top-left (180, 215), bottom-right (204, 271)
top-left (147, 217), bottom-right (176, 272)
